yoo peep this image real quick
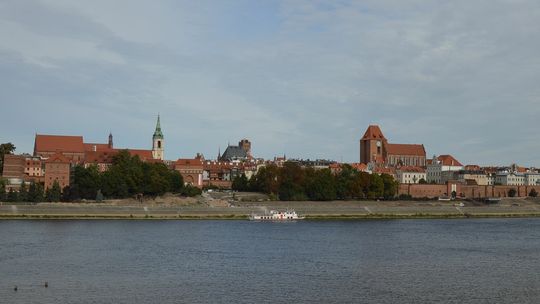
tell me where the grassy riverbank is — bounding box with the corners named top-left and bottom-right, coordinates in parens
top-left (1, 197), bottom-right (540, 220)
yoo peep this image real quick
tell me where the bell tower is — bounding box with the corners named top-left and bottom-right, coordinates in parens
top-left (360, 125), bottom-right (387, 164)
top-left (152, 114), bottom-right (164, 160)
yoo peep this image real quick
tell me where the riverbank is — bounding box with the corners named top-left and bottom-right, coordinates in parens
top-left (1, 197), bottom-right (539, 219)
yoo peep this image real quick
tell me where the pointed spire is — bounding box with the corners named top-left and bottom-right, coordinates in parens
top-left (153, 114), bottom-right (163, 139)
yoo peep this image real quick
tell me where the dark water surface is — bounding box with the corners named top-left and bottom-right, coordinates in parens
top-left (0, 219), bottom-right (539, 303)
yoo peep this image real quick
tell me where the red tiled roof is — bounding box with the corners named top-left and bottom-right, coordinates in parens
top-left (175, 158), bottom-right (203, 167)
top-left (373, 167), bottom-right (396, 175)
top-left (46, 152), bottom-right (71, 163)
top-left (35, 135), bottom-right (84, 153)
top-left (84, 143), bottom-right (112, 152)
top-left (465, 165), bottom-right (481, 171)
top-left (437, 155), bottom-right (462, 166)
top-left (350, 163), bottom-right (368, 171)
top-left (361, 125), bottom-right (386, 140)
top-left (329, 163), bottom-right (341, 169)
top-left (122, 149), bottom-right (154, 161)
top-left (516, 166), bottom-right (528, 173)
top-left (85, 151), bottom-right (116, 164)
top-left (397, 166), bottom-right (426, 173)
top-left (386, 143), bottom-right (425, 156)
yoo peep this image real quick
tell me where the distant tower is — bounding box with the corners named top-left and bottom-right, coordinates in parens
top-left (152, 115), bottom-right (164, 160)
top-left (239, 139), bottom-right (252, 158)
top-left (108, 132), bottom-right (113, 149)
top-left (359, 125), bottom-right (387, 164)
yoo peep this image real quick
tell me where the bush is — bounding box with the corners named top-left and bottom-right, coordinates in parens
top-left (180, 185), bottom-right (202, 197)
top-left (529, 189), bottom-right (538, 198)
top-left (508, 188), bottom-right (517, 198)
top-left (398, 194), bottom-right (413, 200)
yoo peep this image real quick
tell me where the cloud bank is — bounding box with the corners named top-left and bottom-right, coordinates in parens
top-left (1, 0), bottom-right (539, 166)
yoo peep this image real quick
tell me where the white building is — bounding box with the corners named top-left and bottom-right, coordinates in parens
top-left (496, 172), bottom-right (525, 185)
top-left (396, 166), bottom-right (426, 184)
top-left (426, 155), bottom-right (463, 184)
top-left (525, 172), bottom-right (540, 185)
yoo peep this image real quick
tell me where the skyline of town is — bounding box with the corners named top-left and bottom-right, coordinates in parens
top-left (3, 116), bottom-right (538, 168)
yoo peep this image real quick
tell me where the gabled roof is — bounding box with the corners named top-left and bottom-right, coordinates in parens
top-left (46, 152), bottom-right (71, 163)
top-left (361, 125), bottom-right (386, 140)
top-left (35, 135), bottom-right (84, 153)
top-left (386, 144), bottom-right (426, 156)
top-left (437, 155), bottom-right (463, 166)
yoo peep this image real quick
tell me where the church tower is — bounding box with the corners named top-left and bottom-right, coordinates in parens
top-left (360, 125), bottom-right (387, 164)
top-left (108, 132), bottom-right (113, 149)
top-left (152, 115), bottom-right (164, 160)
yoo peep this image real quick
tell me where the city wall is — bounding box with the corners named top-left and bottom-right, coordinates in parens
top-left (398, 184), bottom-right (540, 198)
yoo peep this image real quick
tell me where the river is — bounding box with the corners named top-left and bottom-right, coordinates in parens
top-left (1, 219), bottom-right (539, 303)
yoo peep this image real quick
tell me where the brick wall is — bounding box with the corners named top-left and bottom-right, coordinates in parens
top-left (399, 183), bottom-right (540, 198)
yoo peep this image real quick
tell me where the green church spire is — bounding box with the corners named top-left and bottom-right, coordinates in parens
top-left (153, 114), bottom-right (163, 139)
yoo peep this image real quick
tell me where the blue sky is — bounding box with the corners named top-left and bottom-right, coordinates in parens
top-left (1, 0), bottom-right (539, 166)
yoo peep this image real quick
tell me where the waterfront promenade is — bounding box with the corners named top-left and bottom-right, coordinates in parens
top-left (1, 197), bottom-right (539, 219)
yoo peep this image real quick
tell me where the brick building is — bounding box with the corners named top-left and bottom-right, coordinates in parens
top-left (359, 125), bottom-right (426, 167)
top-left (44, 152), bottom-right (70, 190)
top-left (174, 158), bottom-right (204, 188)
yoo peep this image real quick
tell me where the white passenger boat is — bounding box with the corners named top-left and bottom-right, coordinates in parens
top-left (249, 209), bottom-right (305, 221)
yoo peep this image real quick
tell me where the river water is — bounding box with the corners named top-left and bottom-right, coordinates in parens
top-left (0, 219), bottom-right (539, 303)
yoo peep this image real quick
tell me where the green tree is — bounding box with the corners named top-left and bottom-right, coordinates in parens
top-left (278, 162), bottom-right (306, 201)
top-left (508, 188), bottom-right (517, 198)
top-left (368, 174), bottom-right (384, 199)
top-left (232, 174), bottom-right (249, 192)
top-left (418, 178), bottom-right (427, 184)
top-left (381, 173), bottom-right (398, 199)
top-left (18, 182), bottom-right (28, 202)
top-left (101, 169), bottom-right (127, 198)
top-left (180, 184), bottom-right (202, 197)
top-left (142, 162), bottom-right (172, 195)
top-left (529, 188), bottom-right (538, 198)
top-left (305, 168), bottom-right (336, 201)
top-left (71, 165), bottom-right (101, 200)
top-left (0, 178), bottom-right (6, 201)
top-left (169, 171), bottom-right (184, 193)
top-left (0, 142), bottom-right (16, 175)
top-left (249, 165), bottom-right (279, 194)
top-left (46, 180), bottom-right (62, 202)
top-left (336, 164), bottom-right (359, 199)
top-left (7, 188), bottom-right (18, 202)
top-left (28, 182), bottom-right (44, 203)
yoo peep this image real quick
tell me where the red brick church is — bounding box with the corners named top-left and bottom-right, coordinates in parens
top-left (360, 125), bottom-right (426, 167)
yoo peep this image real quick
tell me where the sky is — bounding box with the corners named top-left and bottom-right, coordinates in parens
top-left (0, 0), bottom-right (539, 166)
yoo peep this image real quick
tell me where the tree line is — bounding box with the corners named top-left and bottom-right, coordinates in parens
top-left (232, 162), bottom-right (398, 201)
top-left (0, 150), bottom-right (200, 202)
